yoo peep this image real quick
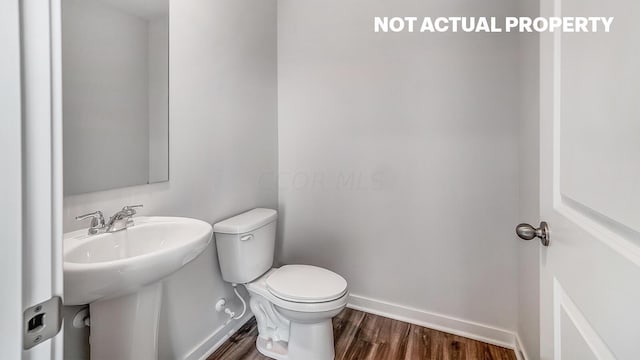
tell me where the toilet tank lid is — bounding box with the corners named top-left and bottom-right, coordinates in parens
top-left (213, 208), bottom-right (277, 234)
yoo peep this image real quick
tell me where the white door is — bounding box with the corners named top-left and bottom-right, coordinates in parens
top-left (537, 0), bottom-right (640, 359)
top-left (0, 0), bottom-right (64, 359)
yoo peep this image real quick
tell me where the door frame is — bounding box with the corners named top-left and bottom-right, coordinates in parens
top-left (0, 0), bottom-right (64, 358)
top-left (0, 0), bottom-right (26, 358)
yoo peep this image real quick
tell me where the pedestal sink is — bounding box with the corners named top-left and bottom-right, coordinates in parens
top-left (64, 216), bottom-right (213, 360)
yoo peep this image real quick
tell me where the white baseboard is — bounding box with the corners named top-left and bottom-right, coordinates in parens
top-left (347, 294), bottom-right (523, 356)
top-left (183, 311), bottom-right (254, 360)
top-left (513, 333), bottom-right (528, 360)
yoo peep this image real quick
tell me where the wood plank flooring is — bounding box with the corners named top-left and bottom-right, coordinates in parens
top-left (208, 308), bottom-right (517, 360)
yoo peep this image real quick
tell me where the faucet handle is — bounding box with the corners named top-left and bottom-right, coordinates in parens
top-left (122, 204), bottom-right (143, 215)
top-left (76, 211), bottom-right (105, 234)
top-left (76, 210), bottom-right (105, 223)
top-left (123, 204), bottom-right (143, 209)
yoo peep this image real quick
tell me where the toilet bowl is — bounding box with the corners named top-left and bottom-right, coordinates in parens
top-left (213, 209), bottom-right (348, 360)
top-left (245, 266), bottom-right (348, 360)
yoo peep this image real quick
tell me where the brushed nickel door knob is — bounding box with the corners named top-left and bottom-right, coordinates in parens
top-left (516, 221), bottom-right (550, 246)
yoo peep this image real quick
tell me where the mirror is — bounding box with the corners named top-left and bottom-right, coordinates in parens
top-left (62, 0), bottom-right (169, 195)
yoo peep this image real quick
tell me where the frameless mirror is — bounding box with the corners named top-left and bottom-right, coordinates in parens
top-left (62, 0), bottom-right (169, 195)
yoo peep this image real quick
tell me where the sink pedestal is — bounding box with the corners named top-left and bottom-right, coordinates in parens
top-left (90, 282), bottom-right (163, 360)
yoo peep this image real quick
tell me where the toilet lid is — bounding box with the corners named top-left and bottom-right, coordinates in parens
top-left (266, 265), bottom-right (348, 303)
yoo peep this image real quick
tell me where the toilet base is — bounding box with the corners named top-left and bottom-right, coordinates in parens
top-left (256, 337), bottom-right (289, 360)
top-left (255, 318), bottom-right (335, 360)
top-left (288, 319), bottom-right (335, 360)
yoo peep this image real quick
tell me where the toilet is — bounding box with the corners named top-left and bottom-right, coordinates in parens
top-left (213, 208), bottom-right (348, 360)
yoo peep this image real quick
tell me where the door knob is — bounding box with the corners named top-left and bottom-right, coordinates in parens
top-left (516, 221), bottom-right (550, 246)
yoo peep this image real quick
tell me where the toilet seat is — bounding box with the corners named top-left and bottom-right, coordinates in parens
top-left (245, 267), bottom-right (349, 313)
top-left (266, 265), bottom-right (348, 303)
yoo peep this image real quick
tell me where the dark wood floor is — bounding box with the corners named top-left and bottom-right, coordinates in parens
top-left (208, 308), bottom-right (517, 360)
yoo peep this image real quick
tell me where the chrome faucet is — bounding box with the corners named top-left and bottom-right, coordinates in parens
top-left (75, 205), bottom-right (143, 235)
top-left (106, 205), bottom-right (143, 232)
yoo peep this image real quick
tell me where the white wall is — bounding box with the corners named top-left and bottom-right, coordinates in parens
top-left (62, 0), bottom-right (277, 358)
top-left (148, 16), bottom-right (170, 183)
top-left (63, 0), bottom-right (150, 195)
top-left (517, 0), bottom-right (541, 358)
top-left (277, 0), bottom-right (521, 333)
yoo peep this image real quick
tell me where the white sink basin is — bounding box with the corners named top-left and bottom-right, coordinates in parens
top-left (64, 216), bottom-right (212, 305)
top-left (63, 216), bottom-right (213, 359)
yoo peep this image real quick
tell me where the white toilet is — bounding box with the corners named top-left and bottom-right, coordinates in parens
top-left (214, 208), bottom-right (348, 360)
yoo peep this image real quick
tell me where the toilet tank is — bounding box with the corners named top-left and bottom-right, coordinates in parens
top-left (213, 208), bottom-right (278, 284)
